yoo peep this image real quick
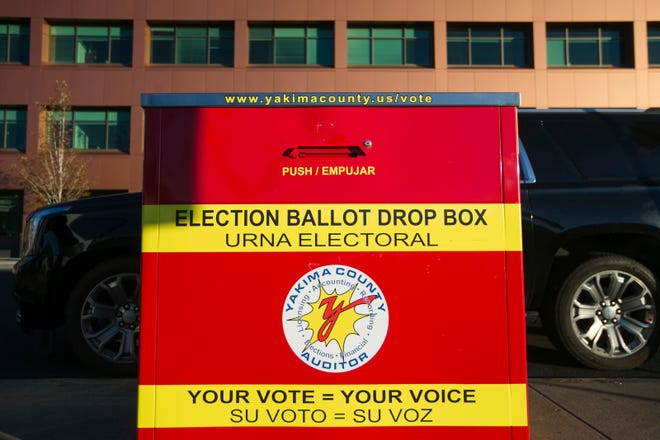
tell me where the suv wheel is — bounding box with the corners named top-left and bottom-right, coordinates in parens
top-left (554, 256), bottom-right (658, 370)
top-left (66, 258), bottom-right (140, 375)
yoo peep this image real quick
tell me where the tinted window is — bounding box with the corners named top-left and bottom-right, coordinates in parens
top-left (649, 23), bottom-right (660, 65)
top-left (347, 23), bottom-right (432, 66)
top-left (249, 23), bottom-right (333, 66)
top-left (150, 23), bottom-right (234, 66)
top-left (447, 24), bottom-right (531, 67)
top-left (0, 21), bottom-right (30, 64)
top-left (53, 108), bottom-right (131, 152)
top-left (519, 112), bottom-right (660, 184)
top-left (49, 23), bottom-right (132, 65)
top-left (546, 23), bottom-right (632, 67)
top-left (0, 107), bottom-right (27, 151)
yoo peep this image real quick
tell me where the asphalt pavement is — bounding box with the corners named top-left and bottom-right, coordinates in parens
top-left (1, 260), bottom-right (659, 439)
top-left (525, 317), bottom-right (660, 439)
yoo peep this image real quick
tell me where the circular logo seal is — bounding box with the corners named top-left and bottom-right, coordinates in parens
top-left (282, 264), bottom-right (389, 373)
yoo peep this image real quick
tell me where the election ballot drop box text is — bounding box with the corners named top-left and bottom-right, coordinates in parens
top-left (139, 92), bottom-right (529, 439)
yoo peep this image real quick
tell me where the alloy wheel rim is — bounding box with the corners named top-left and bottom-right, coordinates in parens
top-left (570, 270), bottom-right (656, 359)
top-left (80, 272), bottom-right (140, 364)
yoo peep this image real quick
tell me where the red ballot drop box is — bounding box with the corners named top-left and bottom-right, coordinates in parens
top-left (138, 92), bottom-right (529, 439)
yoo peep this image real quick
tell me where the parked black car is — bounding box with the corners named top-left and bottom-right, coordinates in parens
top-left (520, 109), bottom-right (660, 370)
top-left (13, 192), bottom-right (141, 375)
top-left (12, 110), bottom-right (660, 374)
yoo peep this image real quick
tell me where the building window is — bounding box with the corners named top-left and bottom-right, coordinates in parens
top-left (0, 20), bottom-right (29, 64)
top-left (649, 24), bottom-right (660, 66)
top-left (0, 191), bottom-right (23, 250)
top-left (249, 23), bottom-right (333, 66)
top-left (150, 23), bottom-right (234, 65)
top-left (347, 23), bottom-right (432, 66)
top-left (447, 24), bottom-right (531, 67)
top-left (59, 109), bottom-right (130, 152)
top-left (48, 22), bottom-right (132, 65)
top-left (0, 107), bottom-right (27, 152)
top-left (546, 24), bottom-right (633, 67)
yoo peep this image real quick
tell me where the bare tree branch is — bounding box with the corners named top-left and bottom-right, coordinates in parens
top-left (11, 80), bottom-right (92, 206)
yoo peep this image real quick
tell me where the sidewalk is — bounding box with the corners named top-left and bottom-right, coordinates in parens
top-left (528, 378), bottom-right (660, 439)
top-left (0, 377), bottom-right (658, 439)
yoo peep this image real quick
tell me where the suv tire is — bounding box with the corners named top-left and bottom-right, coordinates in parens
top-left (554, 255), bottom-right (659, 370)
top-left (65, 258), bottom-right (140, 375)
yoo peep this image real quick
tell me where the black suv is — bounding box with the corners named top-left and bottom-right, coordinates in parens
top-left (13, 110), bottom-right (660, 373)
top-left (520, 110), bottom-right (660, 370)
top-left (13, 192), bottom-right (141, 375)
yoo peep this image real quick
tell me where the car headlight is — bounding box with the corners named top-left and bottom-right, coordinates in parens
top-left (20, 205), bottom-right (71, 257)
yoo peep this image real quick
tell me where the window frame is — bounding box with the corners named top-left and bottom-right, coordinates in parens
top-left (54, 108), bottom-right (131, 153)
top-left (47, 21), bottom-right (133, 66)
top-left (0, 20), bottom-right (30, 64)
top-left (446, 23), bottom-right (532, 67)
top-left (149, 22), bottom-right (234, 66)
top-left (248, 22), bottom-right (334, 66)
top-left (347, 22), bottom-right (433, 67)
top-left (0, 106), bottom-right (27, 152)
top-left (649, 23), bottom-right (660, 66)
top-left (546, 23), bottom-right (633, 67)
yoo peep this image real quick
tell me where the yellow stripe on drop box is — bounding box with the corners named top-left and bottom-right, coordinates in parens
top-left (137, 383), bottom-right (528, 428)
top-left (142, 203), bottom-right (522, 253)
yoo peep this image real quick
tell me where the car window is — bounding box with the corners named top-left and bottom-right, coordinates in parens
top-left (518, 113), bottom-right (584, 183)
top-left (518, 140), bottom-right (536, 184)
top-left (518, 111), bottom-right (660, 184)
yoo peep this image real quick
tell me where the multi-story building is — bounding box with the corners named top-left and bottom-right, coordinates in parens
top-left (2, 0), bottom-right (660, 256)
